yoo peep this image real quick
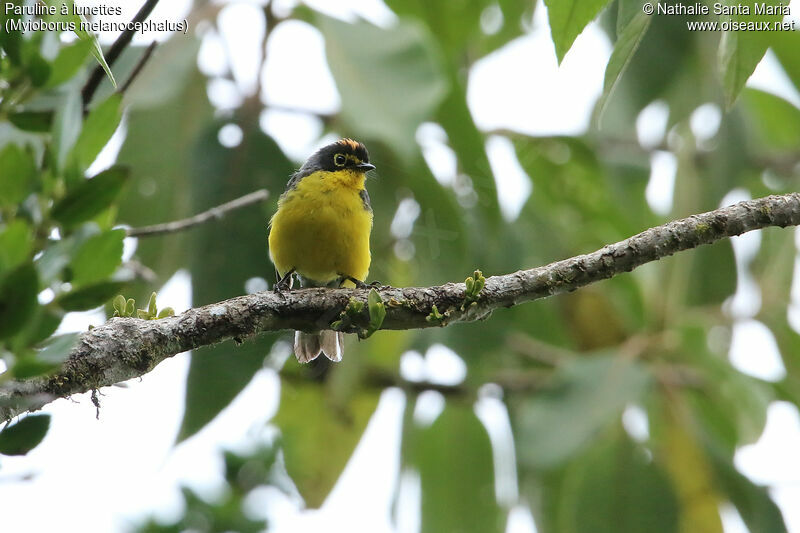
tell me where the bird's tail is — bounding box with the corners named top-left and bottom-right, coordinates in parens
top-left (294, 330), bottom-right (343, 363)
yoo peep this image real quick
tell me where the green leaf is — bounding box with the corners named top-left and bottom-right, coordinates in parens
top-left (70, 228), bottom-right (125, 286)
top-left (112, 294), bottom-right (126, 316)
top-left (0, 1), bottom-right (23, 64)
top-left (0, 414), bottom-right (50, 456)
top-left (595, 11), bottom-right (651, 124)
top-left (0, 143), bottom-right (36, 206)
top-left (13, 333), bottom-right (78, 378)
top-left (742, 88), bottom-right (800, 151)
top-left (407, 404), bottom-right (503, 533)
top-left (561, 434), bottom-right (680, 533)
top-left (515, 355), bottom-right (651, 469)
top-left (680, 324), bottom-right (772, 448)
top-left (147, 292), bottom-right (157, 317)
top-left (364, 288), bottom-right (386, 337)
top-left (616, 0), bottom-right (646, 34)
top-left (51, 166), bottom-right (129, 228)
top-left (10, 306), bottom-right (63, 351)
top-left (56, 281), bottom-right (125, 311)
top-left (381, 0), bottom-right (492, 56)
top-left (51, 88), bottom-right (82, 172)
top-left (718, 0), bottom-right (782, 109)
top-left (34, 227), bottom-right (95, 285)
top-left (686, 240), bottom-right (736, 306)
top-left (273, 380), bottom-right (379, 507)
top-left (0, 263), bottom-right (39, 340)
top-left (656, 402), bottom-right (727, 533)
top-left (70, 94), bottom-right (123, 171)
top-left (771, 30), bottom-right (800, 94)
top-left (38, 1), bottom-right (114, 91)
top-left (436, 78), bottom-right (502, 227)
top-left (44, 38), bottom-right (92, 89)
top-left (8, 111), bottom-right (53, 133)
top-left (710, 450), bottom-right (788, 533)
top-left (11, 359), bottom-right (58, 379)
top-left (545, 0), bottom-right (612, 63)
top-left (73, 21), bottom-right (116, 90)
top-left (513, 136), bottom-right (649, 252)
top-left (317, 15), bottom-right (448, 156)
top-left (0, 219), bottom-right (33, 277)
top-left (22, 45), bottom-right (52, 87)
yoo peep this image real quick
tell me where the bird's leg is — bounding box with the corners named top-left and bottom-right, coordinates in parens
top-left (341, 275), bottom-right (381, 289)
top-left (274, 268), bottom-right (295, 292)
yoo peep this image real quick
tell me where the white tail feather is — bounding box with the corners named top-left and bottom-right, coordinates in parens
top-left (294, 330), bottom-right (344, 363)
top-left (319, 330), bottom-right (343, 362)
top-left (294, 331), bottom-right (321, 363)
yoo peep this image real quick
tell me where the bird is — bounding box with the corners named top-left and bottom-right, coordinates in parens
top-left (268, 138), bottom-right (376, 363)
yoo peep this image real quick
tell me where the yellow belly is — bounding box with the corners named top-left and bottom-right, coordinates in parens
top-left (268, 171), bottom-right (372, 285)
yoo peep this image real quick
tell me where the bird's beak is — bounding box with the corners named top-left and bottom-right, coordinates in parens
top-left (356, 162), bottom-right (376, 172)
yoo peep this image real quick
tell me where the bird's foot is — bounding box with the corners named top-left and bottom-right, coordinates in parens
top-left (341, 275), bottom-right (376, 289)
top-left (274, 269), bottom-right (295, 293)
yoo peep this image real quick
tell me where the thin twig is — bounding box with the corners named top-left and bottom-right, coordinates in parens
top-left (81, 0), bottom-right (162, 106)
top-left (121, 259), bottom-right (158, 283)
top-left (2, 193), bottom-right (799, 421)
top-left (117, 41), bottom-right (158, 96)
top-left (506, 333), bottom-right (573, 366)
top-left (264, 103), bottom-right (336, 125)
top-left (127, 189), bottom-right (270, 238)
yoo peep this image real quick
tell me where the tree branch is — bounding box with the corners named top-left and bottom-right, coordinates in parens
top-left (126, 189), bottom-right (270, 238)
top-left (117, 41), bottom-right (158, 96)
top-left (81, 0), bottom-right (161, 106)
top-left (2, 193), bottom-right (798, 422)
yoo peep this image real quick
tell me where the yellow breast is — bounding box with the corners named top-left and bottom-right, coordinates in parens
top-left (268, 169), bottom-right (372, 285)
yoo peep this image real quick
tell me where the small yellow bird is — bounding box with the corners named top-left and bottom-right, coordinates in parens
top-left (268, 139), bottom-right (375, 363)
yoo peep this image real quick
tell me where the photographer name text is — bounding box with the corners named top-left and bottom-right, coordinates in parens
top-left (657, 2), bottom-right (789, 16)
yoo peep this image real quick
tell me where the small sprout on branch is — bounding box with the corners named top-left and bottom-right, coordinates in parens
top-left (112, 295), bottom-right (128, 317)
top-left (330, 297), bottom-right (364, 331)
top-left (125, 298), bottom-right (136, 317)
top-left (148, 292), bottom-right (157, 316)
top-left (426, 304), bottom-right (447, 325)
top-left (330, 290), bottom-right (385, 338)
top-left (360, 288), bottom-right (386, 339)
top-left (346, 298), bottom-right (364, 315)
top-left (113, 292), bottom-right (174, 320)
top-left (462, 269), bottom-right (486, 310)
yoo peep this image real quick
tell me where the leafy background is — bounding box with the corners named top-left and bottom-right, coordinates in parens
top-left (1, 0), bottom-right (800, 531)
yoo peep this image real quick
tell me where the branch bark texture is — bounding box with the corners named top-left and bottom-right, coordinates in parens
top-left (2, 193), bottom-right (798, 421)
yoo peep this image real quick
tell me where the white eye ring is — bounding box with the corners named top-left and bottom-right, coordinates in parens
top-left (334, 154), bottom-right (346, 166)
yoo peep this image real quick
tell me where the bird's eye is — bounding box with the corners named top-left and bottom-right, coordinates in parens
top-left (334, 154), bottom-right (347, 167)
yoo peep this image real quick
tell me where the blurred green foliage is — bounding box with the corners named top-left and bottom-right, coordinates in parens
top-left (0, 3), bottom-right (123, 392)
top-left (2, 0), bottom-right (800, 531)
top-left (136, 443), bottom-right (287, 533)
